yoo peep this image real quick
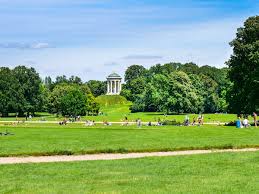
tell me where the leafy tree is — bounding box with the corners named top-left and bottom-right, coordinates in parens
top-left (148, 63), bottom-right (180, 76)
top-left (12, 66), bottom-right (44, 115)
top-left (55, 75), bottom-right (68, 85)
top-left (69, 76), bottom-right (82, 85)
top-left (124, 65), bottom-right (147, 83)
top-left (0, 67), bottom-right (22, 116)
top-left (179, 62), bottom-right (199, 74)
top-left (48, 83), bottom-right (99, 116)
top-left (59, 87), bottom-right (88, 116)
top-left (121, 77), bottom-right (146, 101)
top-left (132, 71), bottom-right (202, 114)
top-left (227, 16), bottom-right (259, 113)
top-left (166, 71), bottom-right (202, 113)
top-left (44, 76), bottom-right (53, 90)
top-left (87, 80), bottom-right (106, 97)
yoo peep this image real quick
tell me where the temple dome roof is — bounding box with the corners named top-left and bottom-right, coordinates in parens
top-left (107, 72), bottom-right (122, 78)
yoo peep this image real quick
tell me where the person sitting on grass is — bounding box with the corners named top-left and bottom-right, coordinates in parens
top-left (183, 115), bottom-right (190, 126)
top-left (198, 114), bottom-right (204, 126)
top-left (85, 120), bottom-right (95, 126)
top-left (243, 117), bottom-right (249, 128)
top-left (192, 117), bottom-right (196, 126)
top-left (124, 116), bottom-right (129, 126)
top-left (103, 120), bottom-right (111, 126)
top-left (136, 118), bottom-right (142, 127)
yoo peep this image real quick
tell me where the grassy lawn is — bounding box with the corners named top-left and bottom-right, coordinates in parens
top-left (1, 152), bottom-right (259, 193)
top-left (0, 123), bottom-right (258, 156)
top-left (0, 109), bottom-right (238, 123)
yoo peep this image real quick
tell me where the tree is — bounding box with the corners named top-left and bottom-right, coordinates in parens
top-left (12, 66), bottom-right (44, 115)
top-left (44, 76), bottom-right (53, 90)
top-left (124, 65), bottom-right (147, 83)
top-left (0, 67), bottom-right (22, 116)
top-left (53, 75), bottom-right (82, 89)
top-left (226, 16), bottom-right (259, 113)
top-left (69, 76), bottom-right (82, 85)
top-left (121, 76), bottom-right (146, 101)
top-left (148, 63), bottom-right (179, 76)
top-left (48, 83), bottom-right (99, 116)
top-left (166, 71), bottom-right (202, 113)
top-left (87, 80), bottom-right (106, 97)
top-left (59, 87), bottom-right (88, 116)
top-left (131, 71), bottom-right (202, 114)
top-left (179, 62), bottom-right (199, 74)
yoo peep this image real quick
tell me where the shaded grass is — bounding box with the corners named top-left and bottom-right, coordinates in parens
top-left (0, 152), bottom-right (259, 193)
top-left (0, 107), bottom-right (238, 122)
top-left (0, 123), bottom-right (259, 157)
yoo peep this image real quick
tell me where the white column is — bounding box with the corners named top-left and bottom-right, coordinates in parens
top-left (110, 81), bottom-right (112, 94)
top-left (119, 81), bottom-right (121, 93)
top-left (107, 80), bottom-right (110, 94)
top-left (117, 81), bottom-right (120, 94)
top-left (111, 81), bottom-right (114, 94)
top-left (116, 80), bottom-right (118, 94)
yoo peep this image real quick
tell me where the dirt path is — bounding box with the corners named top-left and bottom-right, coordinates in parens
top-left (0, 148), bottom-right (258, 165)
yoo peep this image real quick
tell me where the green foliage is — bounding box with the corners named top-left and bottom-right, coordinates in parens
top-left (59, 87), bottom-right (88, 116)
top-left (124, 65), bottom-right (147, 83)
top-left (127, 60), bottom-right (231, 113)
top-left (0, 66), bottom-right (43, 116)
top-left (227, 16), bottom-right (259, 113)
top-left (48, 84), bottom-right (99, 116)
top-left (87, 80), bottom-right (106, 97)
top-left (132, 72), bottom-right (203, 113)
top-left (121, 76), bottom-right (146, 101)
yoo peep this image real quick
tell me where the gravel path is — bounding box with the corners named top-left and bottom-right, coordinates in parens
top-left (0, 148), bottom-right (258, 165)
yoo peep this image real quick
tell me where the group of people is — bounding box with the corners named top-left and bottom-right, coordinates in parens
top-left (184, 114), bottom-right (204, 126)
top-left (85, 120), bottom-right (95, 126)
top-left (56, 112), bottom-right (258, 128)
top-left (236, 112), bottom-right (258, 128)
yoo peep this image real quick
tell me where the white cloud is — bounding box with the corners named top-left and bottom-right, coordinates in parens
top-left (123, 55), bottom-right (163, 60)
top-left (31, 42), bottom-right (52, 49)
top-left (0, 42), bottom-right (52, 49)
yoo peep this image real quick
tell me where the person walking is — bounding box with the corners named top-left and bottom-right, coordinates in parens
top-left (253, 112), bottom-right (257, 128)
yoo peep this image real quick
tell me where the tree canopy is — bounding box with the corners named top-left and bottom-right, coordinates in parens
top-left (0, 66), bottom-right (43, 116)
top-left (123, 62), bottom-right (229, 114)
top-left (227, 15), bottom-right (259, 113)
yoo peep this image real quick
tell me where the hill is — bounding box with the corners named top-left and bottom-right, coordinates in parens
top-left (96, 95), bottom-right (130, 107)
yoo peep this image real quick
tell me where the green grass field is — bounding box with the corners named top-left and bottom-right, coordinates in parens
top-left (0, 123), bottom-right (258, 157)
top-left (0, 96), bottom-right (241, 122)
top-left (0, 109), bottom-right (238, 123)
top-left (1, 151), bottom-right (259, 193)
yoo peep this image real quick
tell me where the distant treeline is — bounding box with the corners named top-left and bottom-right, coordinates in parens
top-left (120, 63), bottom-right (230, 114)
top-left (0, 66), bottom-right (100, 117)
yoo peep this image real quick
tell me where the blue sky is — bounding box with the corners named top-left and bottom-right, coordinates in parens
top-left (0, 0), bottom-right (258, 81)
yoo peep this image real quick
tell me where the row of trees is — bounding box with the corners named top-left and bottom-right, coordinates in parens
top-left (0, 67), bottom-right (100, 117)
top-left (43, 76), bottom-right (101, 116)
top-left (120, 63), bottom-right (229, 114)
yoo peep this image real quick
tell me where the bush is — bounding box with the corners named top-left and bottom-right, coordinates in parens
top-left (162, 119), bottom-right (181, 126)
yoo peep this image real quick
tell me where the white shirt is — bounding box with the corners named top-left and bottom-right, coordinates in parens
top-left (243, 119), bottom-right (248, 125)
